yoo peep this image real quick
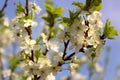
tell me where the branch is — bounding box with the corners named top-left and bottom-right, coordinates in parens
top-left (0, 53), bottom-right (4, 80)
top-left (62, 40), bottom-right (70, 60)
top-left (34, 75), bottom-right (41, 80)
top-left (25, 0), bottom-right (29, 16)
top-left (24, 0), bottom-right (34, 62)
top-left (42, 48), bottom-right (48, 55)
top-left (0, 0), bottom-right (8, 13)
top-left (64, 45), bottom-right (91, 61)
top-left (64, 52), bottom-right (75, 61)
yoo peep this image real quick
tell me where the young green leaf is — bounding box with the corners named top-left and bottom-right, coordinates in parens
top-left (103, 20), bottom-right (118, 39)
top-left (85, 0), bottom-right (102, 11)
top-left (72, 2), bottom-right (85, 10)
top-left (16, 2), bottom-right (25, 14)
top-left (35, 49), bottom-right (41, 60)
top-left (8, 56), bottom-right (21, 71)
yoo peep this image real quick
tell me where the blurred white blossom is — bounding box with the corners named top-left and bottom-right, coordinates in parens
top-left (95, 63), bottom-right (103, 73)
top-left (24, 19), bottom-right (37, 27)
top-left (29, 2), bottom-right (41, 14)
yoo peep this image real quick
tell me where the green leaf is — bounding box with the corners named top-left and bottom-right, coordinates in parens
top-left (43, 0), bottom-right (63, 27)
top-left (103, 20), bottom-right (118, 39)
top-left (8, 56), bottom-right (20, 71)
top-left (85, 0), bottom-right (102, 11)
top-left (72, 2), bottom-right (85, 10)
top-left (53, 7), bottom-right (64, 17)
top-left (69, 10), bottom-right (75, 19)
top-left (35, 49), bottom-right (40, 60)
top-left (36, 37), bottom-right (41, 45)
top-left (62, 17), bottom-right (70, 24)
top-left (44, 0), bottom-right (53, 11)
top-left (16, 2), bottom-right (25, 14)
top-left (49, 27), bottom-right (58, 38)
top-left (89, 62), bottom-right (95, 68)
top-left (0, 13), bottom-right (4, 18)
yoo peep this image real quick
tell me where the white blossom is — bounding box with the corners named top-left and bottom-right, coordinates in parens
top-left (24, 19), bottom-right (37, 27)
top-left (46, 73), bottom-right (55, 80)
top-left (69, 63), bottom-right (79, 72)
top-left (81, 56), bottom-right (88, 62)
top-left (58, 24), bottom-right (65, 30)
top-left (0, 29), bottom-right (14, 47)
top-left (3, 17), bottom-right (9, 27)
top-left (29, 2), bottom-right (41, 14)
top-left (87, 11), bottom-right (103, 28)
top-left (20, 36), bottom-right (37, 54)
top-left (2, 69), bottom-right (11, 78)
top-left (95, 63), bottom-right (103, 73)
top-left (71, 71), bottom-right (86, 80)
top-left (47, 40), bottom-right (60, 52)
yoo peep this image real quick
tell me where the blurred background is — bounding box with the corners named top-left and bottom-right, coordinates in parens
top-left (0, 0), bottom-right (120, 80)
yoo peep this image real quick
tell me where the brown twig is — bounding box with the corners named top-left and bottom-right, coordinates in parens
top-left (24, 0), bottom-right (34, 62)
top-left (64, 45), bottom-right (92, 61)
top-left (34, 75), bottom-right (41, 80)
top-left (25, 0), bottom-right (29, 16)
top-left (64, 52), bottom-right (75, 61)
top-left (43, 48), bottom-right (48, 55)
top-left (0, 0), bottom-right (8, 13)
top-left (0, 53), bottom-right (4, 80)
top-left (62, 40), bottom-right (70, 60)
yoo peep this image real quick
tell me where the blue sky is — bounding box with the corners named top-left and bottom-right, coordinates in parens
top-left (1, 0), bottom-right (120, 80)
top-left (101, 1), bottom-right (120, 80)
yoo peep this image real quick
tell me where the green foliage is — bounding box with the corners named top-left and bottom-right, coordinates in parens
top-left (49, 27), bottom-right (58, 38)
top-left (8, 56), bottom-right (21, 71)
top-left (85, 0), bottom-right (102, 11)
top-left (62, 10), bottom-right (81, 27)
top-left (36, 37), bottom-right (41, 45)
top-left (0, 26), bottom-right (9, 33)
top-left (16, 2), bottom-right (25, 15)
top-left (0, 13), bottom-right (4, 18)
top-left (0, 13), bottom-right (4, 25)
top-left (88, 62), bottom-right (95, 68)
top-left (103, 20), bottom-right (118, 39)
top-left (35, 49), bottom-right (41, 60)
top-left (43, 0), bottom-right (64, 27)
top-left (72, 2), bottom-right (85, 10)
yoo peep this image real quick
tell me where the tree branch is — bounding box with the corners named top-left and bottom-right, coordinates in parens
top-left (24, 0), bottom-right (34, 62)
top-left (64, 52), bottom-right (75, 61)
top-left (0, 53), bottom-right (4, 80)
top-left (25, 0), bottom-right (29, 16)
top-left (64, 45), bottom-right (92, 61)
top-left (62, 40), bottom-right (70, 60)
top-left (0, 0), bottom-right (8, 13)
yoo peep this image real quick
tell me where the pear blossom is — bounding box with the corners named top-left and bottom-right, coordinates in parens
top-left (2, 69), bottom-right (11, 78)
top-left (46, 72), bottom-right (55, 80)
top-left (71, 71), bottom-right (86, 80)
top-left (3, 17), bottom-right (9, 27)
top-left (20, 36), bottom-right (37, 54)
top-left (23, 19), bottom-right (37, 27)
top-left (23, 57), bottom-right (53, 79)
top-left (69, 63), bottom-right (79, 72)
top-left (12, 13), bottom-right (25, 23)
top-left (0, 29), bottom-right (14, 47)
top-left (47, 40), bottom-right (60, 52)
top-left (87, 11), bottom-right (103, 28)
top-left (81, 56), bottom-right (88, 62)
top-left (51, 52), bottom-right (63, 66)
top-left (29, 2), bottom-right (41, 14)
top-left (95, 63), bottom-right (103, 73)
top-left (0, 0), bottom-right (116, 80)
top-left (41, 33), bottom-right (48, 43)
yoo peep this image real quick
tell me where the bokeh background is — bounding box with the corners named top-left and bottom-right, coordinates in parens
top-left (0, 0), bottom-right (120, 80)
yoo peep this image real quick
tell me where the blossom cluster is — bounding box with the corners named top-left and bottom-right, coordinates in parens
top-left (0, 0), bottom-right (118, 80)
